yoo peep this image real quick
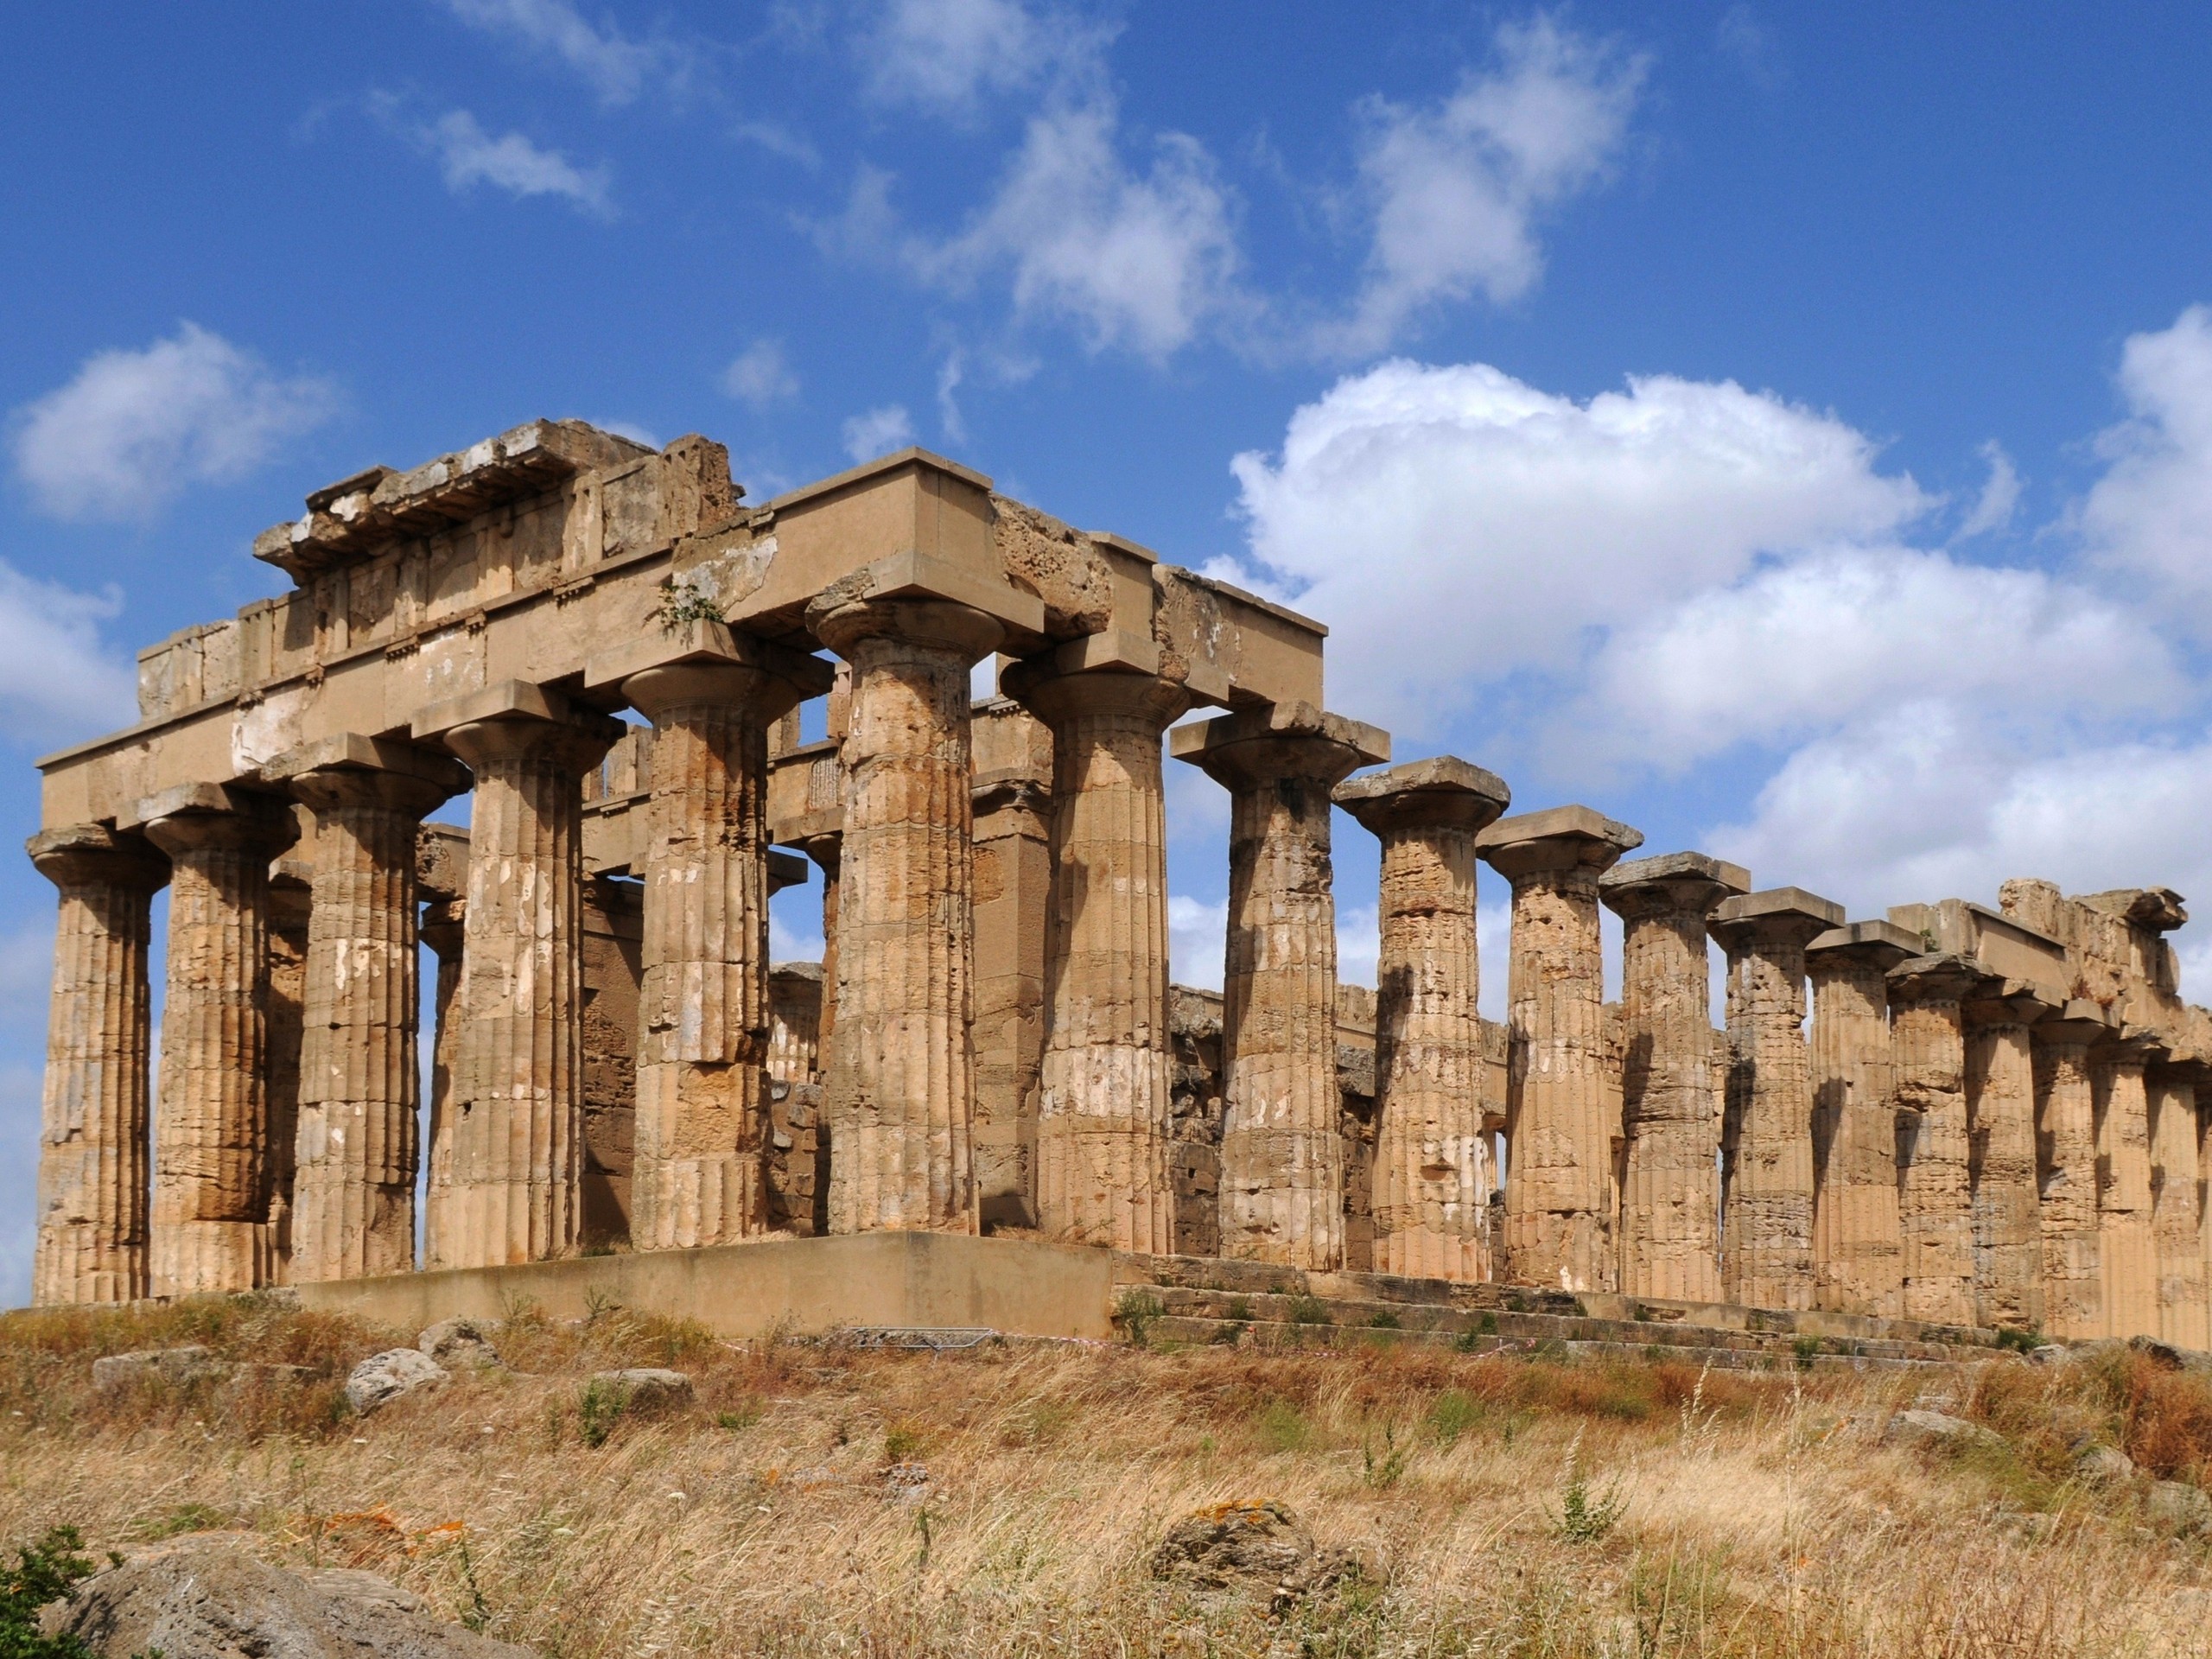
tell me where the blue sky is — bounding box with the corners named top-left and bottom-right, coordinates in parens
top-left (8, 3), bottom-right (2212, 1298)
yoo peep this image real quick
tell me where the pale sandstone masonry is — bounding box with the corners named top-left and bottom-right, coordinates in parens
top-left (588, 620), bottom-right (831, 1252)
top-left (263, 852), bottom-right (312, 1278)
top-left (1710, 887), bottom-right (1844, 1312)
top-left (28, 825), bottom-right (168, 1305)
top-left (2149, 1067), bottom-right (2209, 1350)
top-left (136, 785), bottom-right (298, 1296)
top-left (807, 593), bottom-right (1005, 1234)
top-left (1805, 920), bottom-right (1918, 1318)
top-left (1478, 806), bottom-right (1643, 1294)
top-left (1174, 704), bottom-right (1388, 1269)
top-left (268, 737), bottom-right (465, 1282)
top-left (1014, 667), bottom-right (1191, 1251)
top-left (2097, 1035), bottom-right (2162, 1339)
top-left (1889, 954), bottom-right (1990, 1327)
top-left (2033, 1001), bottom-right (2114, 1340)
top-left (415, 683), bottom-right (620, 1268)
top-left (1599, 852), bottom-right (1748, 1303)
top-left (1963, 982), bottom-right (2053, 1331)
top-left (1338, 758), bottom-right (1511, 1283)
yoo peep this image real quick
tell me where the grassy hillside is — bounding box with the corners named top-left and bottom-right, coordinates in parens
top-left (3, 1296), bottom-right (2210, 1656)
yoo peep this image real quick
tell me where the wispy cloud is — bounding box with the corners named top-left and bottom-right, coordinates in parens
top-left (841, 404), bottom-right (916, 461)
top-left (9, 322), bottom-right (334, 522)
top-left (442, 0), bottom-right (701, 106)
top-left (1955, 440), bottom-right (2021, 539)
top-left (722, 340), bottom-right (801, 406)
top-left (855, 0), bottom-right (1112, 116)
top-left (0, 563), bottom-right (139, 744)
top-left (423, 110), bottom-right (614, 217)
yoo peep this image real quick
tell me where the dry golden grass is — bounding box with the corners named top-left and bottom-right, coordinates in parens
top-left (3, 1296), bottom-right (2212, 1656)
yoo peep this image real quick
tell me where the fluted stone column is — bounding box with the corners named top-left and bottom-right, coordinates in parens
top-left (806, 594), bottom-right (1005, 1234)
top-left (1011, 666), bottom-right (1192, 1251)
top-left (1963, 983), bottom-right (2050, 1332)
top-left (2095, 1036), bottom-right (2160, 1338)
top-left (2034, 1001), bottom-right (2110, 1340)
top-left (795, 832), bottom-right (842, 1056)
top-left (1710, 887), bottom-right (1844, 1312)
top-left (1477, 806), bottom-right (1643, 1294)
top-left (1599, 852), bottom-right (1747, 1302)
top-left (271, 737), bottom-right (465, 1282)
top-left (420, 897), bottom-right (465, 1268)
top-left (29, 825), bottom-right (168, 1306)
top-left (1338, 758), bottom-right (1511, 1282)
top-left (1173, 704), bottom-right (1389, 1268)
top-left (137, 784), bottom-right (297, 1296)
top-left (2150, 1068), bottom-right (2209, 1350)
top-left (591, 622), bottom-right (832, 1251)
top-left (1806, 921), bottom-right (1917, 1318)
top-left (1889, 954), bottom-right (1990, 1327)
top-left (415, 682), bottom-right (620, 1268)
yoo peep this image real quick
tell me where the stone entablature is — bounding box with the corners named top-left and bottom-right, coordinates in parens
top-left (25, 417), bottom-right (2212, 1350)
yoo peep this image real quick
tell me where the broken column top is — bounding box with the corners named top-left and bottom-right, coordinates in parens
top-left (1806, 918), bottom-right (1923, 963)
top-left (1599, 849), bottom-right (1751, 895)
top-left (1711, 887), bottom-right (1845, 931)
top-left (1474, 804), bottom-right (1643, 879)
top-left (2081, 887), bottom-right (2190, 931)
top-left (1885, 951), bottom-right (1998, 1003)
top-left (1169, 701), bottom-right (1390, 768)
top-left (2037, 998), bottom-right (2120, 1046)
top-left (1332, 755), bottom-right (1510, 834)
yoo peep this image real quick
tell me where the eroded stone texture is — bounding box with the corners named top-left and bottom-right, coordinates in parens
top-left (1478, 806), bottom-right (1643, 1294)
top-left (1806, 921), bottom-right (1916, 1318)
top-left (1015, 669), bottom-right (1190, 1251)
top-left (807, 595), bottom-right (1004, 1234)
top-left (2096, 1037), bottom-right (2161, 1338)
top-left (1963, 984), bottom-right (2050, 1332)
top-left (29, 825), bottom-right (168, 1306)
top-left (1711, 888), bottom-right (1843, 1313)
top-left (2034, 1002), bottom-right (2111, 1340)
top-left (1889, 954), bottom-right (1990, 1327)
top-left (609, 627), bottom-right (828, 1252)
top-left (2148, 1069), bottom-right (2209, 1350)
top-left (578, 879), bottom-right (641, 1246)
top-left (417, 684), bottom-right (620, 1268)
top-left (1596, 853), bottom-right (1738, 1300)
top-left (769, 962), bottom-right (823, 1084)
top-left (419, 897), bottom-right (464, 1268)
top-left (277, 742), bottom-right (463, 1282)
top-left (140, 786), bottom-right (298, 1296)
top-left (1174, 706), bottom-right (1388, 1269)
top-left (263, 853), bottom-right (312, 1281)
top-left (1339, 758), bottom-right (1511, 1282)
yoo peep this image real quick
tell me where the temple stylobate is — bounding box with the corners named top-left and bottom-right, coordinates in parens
top-left (27, 419), bottom-right (2212, 1352)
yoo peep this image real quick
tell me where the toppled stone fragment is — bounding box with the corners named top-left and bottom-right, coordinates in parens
top-left (43, 1538), bottom-right (535, 1657)
top-left (418, 1318), bottom-right (502, 1370)
top-left (2146, 1479), bottom-right (2212, 1536)
top-left (2076, 1445), bottom-right (2136, 1484)
top-left (1882, 1408), bottom-right (2004, 1452)
top-left (92, 1346), bottom-right (224, 1389)
top-left (1148, 1500), bottom-right (1361, 1611)
top-left (589, 1368), bottom-right (692, 1410)
top-left (345, 1348), bottom-right (450, 1414)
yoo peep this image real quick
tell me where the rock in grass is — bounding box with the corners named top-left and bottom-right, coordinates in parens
top-left (588, 1369), bottom-right (691, 1409)
top-left (1882, 1408), bottom-right (2005, 1452)
top-left (43, 1537), bottom-right (535, 1657)
top-left (91, 1346), bottom-right (226, 1389)
top-left (2146, 1479), bottom-right (2212, 1536)
top-left (418, 1317), bottom-right (502, 1370)
top-left (1149, 1500), bottom-right (1361, 1611)
top-left (2076, 1444), bottom-right (2136, 1484)
top-left (345, 1348), bottom-right (450, 1415)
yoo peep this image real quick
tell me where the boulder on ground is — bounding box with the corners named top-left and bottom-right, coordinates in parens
top-left (345, 1349), bottom-right (449, 1415)
top-left (2076, 1445), bottom-right (2136, 1484)
top-left (418, 1318), bottom-right (501, 1370)
top-left (42, 1538), bottom-right (535, 1657)
top-left (588, 1369), bottom-right (691, 1410)
top-left (92, 1346), bottom-right (225, 1390)
top-left (1149, 1500), bottom-right (1361, 1611)
top-left (1882, 1409), bottom-right (2004, 1453)
top-left (2146, 1479), bottom-right (2212, 1536)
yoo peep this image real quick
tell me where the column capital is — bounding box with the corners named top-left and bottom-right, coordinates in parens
top-left (27, 823), bottom-right (168, 893)
top-left (1001, 660), bottom-right (1192, 732)
top-left (1805, 918), bottom-right (1921, 975)
top-left (1169, 700), bottom-right (1388, 791)
top-left (131, 784), bottom-right (298, 861)
top-left (584, 616), bottom-right (835, 723)
top-left (412, 679), bottom-right (623, 773)
top-left (1476, 804), bottom-right (1641, 883)
top-left (805, 591), bottom-right (1005, 664)
top-left (2034, 999), bottom-right (2118, 1051)
top-left (264, 733), bottom-right (469, 817)
top-left (1710, 886), bottom-right (1845, 953)
top-left (1885, 950), bottom-right (1996, 1007)
top-left (1335, 755), bottom-right (1510, 838)
top-left (1599, 849), bottom-right (1747, 920)
top-left (1961, 980), bottom-right (2060, 1030)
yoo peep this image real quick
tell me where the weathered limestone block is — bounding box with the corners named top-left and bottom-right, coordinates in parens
top-left (578, 879), bottom-right (641, 1246)
top-left (414, 683), bottom-right (620, 1268)
top-left (1173, 704), bottom-right (1389, 1268)
top-left (1169, 985), bottom-right (1226, 1256)
top-left (28, 825), bottom-right (168, 1306)
top-left (137, 785), bottom-right (298, 1296)
top-left (1709, 887), bottom-right (1842, 1312)
top-left (1338, 757), bottom-right (1512, 1282)
top-left (269, 737), bottom-right (466, 1283)
top-left (1600, 852), bottom-right (1746, 1302)
top-left (1013, 666), bottom-right (1191, 1251)
top-left (1888, 953), bottom-right (1992, 1327)
top-left (806, 594), bottom-right (1004, 1234)
top-left (263, 849), bottom-right (312, 1280)
top-left (2033, 1001), bottom-right (2113, 1340)
top-left (1806, 920), bottom-right (1918, 1318)
top-left (1478, 805), bottom-right (1644, 1294)
top-left (589, 620), bottom-right (831, 1251)
top-left (1962, 982), bottom-right (2052, 1332)
top-left (2095, 1034), bottom-right (2162, 1338)
top-left (2149, 1067), bottom-right (2209, 1350)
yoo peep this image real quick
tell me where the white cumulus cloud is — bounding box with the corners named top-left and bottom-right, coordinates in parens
top-left (2077, 303), bottom-right (2212, 629)
top-left (0, 563), bottom-right (138, 745)
top-left (10, 323), bottom-right (334, 522)
top-left (858, 0), bottom-right (1108, 113)
top-left (1954, 440), bottom-right (2020, 539)
top-left (442, 0), bottom-right (698, 106)
top-left (426, 111), bottom-right (613, 217)
top-left (722, 340), bottom-right (800, 406)
top-left (1167, 893), bottom-right (1227, 992)
top-left (841, 404), bottom-right (917, 461)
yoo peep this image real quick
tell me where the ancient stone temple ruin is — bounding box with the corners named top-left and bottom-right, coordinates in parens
top-left (29, 420), bottom-right (2212, 1351)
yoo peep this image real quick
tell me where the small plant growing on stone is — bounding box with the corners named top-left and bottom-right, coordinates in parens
top-left (1479, 1311), bottom-right (1501, 1333)
top-left (1286, 1294), bottom-right (1330, 1326)
top-left (884, 1423), bottom-right (928, 1463)
top-left (0, 1524), bottom-right (106, 1658)
top-left (1793, 1335), bottom-right (1821, 1368)
top-left (1995, 1326), bottom-right (2045, 1354)
top-left (1369, 1310), bottom-right (1401, 1330)
top-left (1116, 1291), bottom-right (1165, 1347)
top-left (577, 1377), bottom-right (626, 1448)
top-left (1224, 1296), bottom-right (1252, 1322)
top-left (656, 576), bottom-right (723, 633)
